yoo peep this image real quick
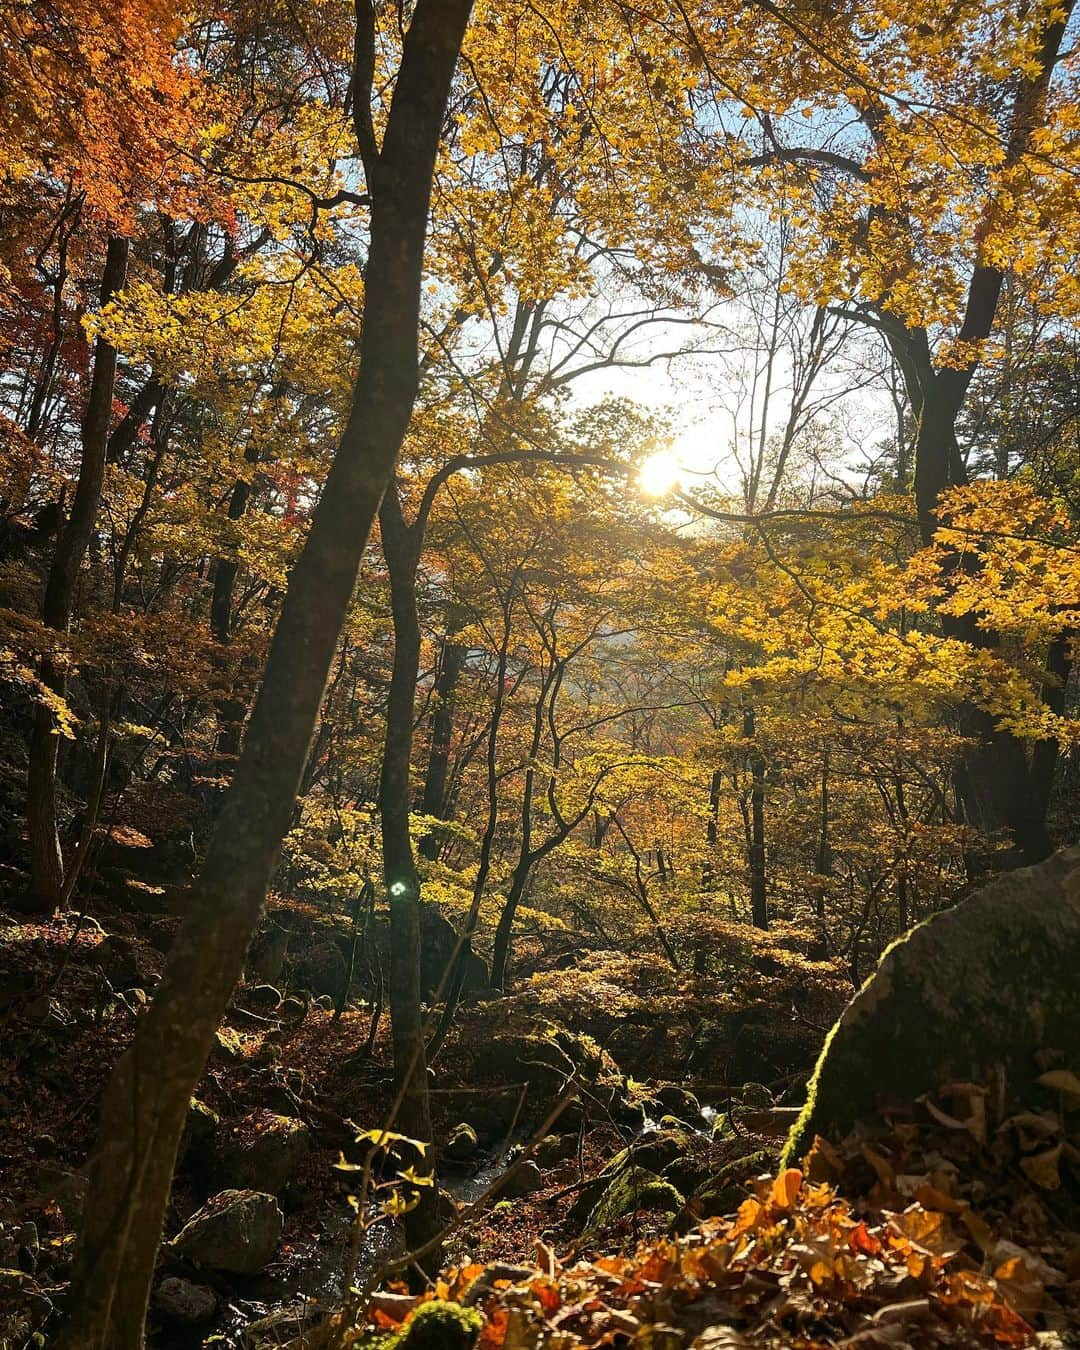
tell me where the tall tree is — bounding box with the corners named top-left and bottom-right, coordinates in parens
top-left (56, 2), bottom-right (475, 1342)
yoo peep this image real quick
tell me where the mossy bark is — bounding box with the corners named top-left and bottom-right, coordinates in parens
top-left (784, 847), bottom-right (1080, 1166)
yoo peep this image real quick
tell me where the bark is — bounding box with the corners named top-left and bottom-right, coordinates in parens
top-left (418, 617), bottom-right (467, 860)
top-left (56, 5), bottom-right (473, 1343)
top-left (745, 707), bottom-right (768, 930)
top-left (814, 747), bottom-right (831, 921)
top-left (209, 440), bottom-right (263, 762)
top-left (901, 1), bottom-right (1074, 865)
top-left (378, 488), bottom-right (440, 1266)
top-left (27, 235), bottom-right (130, 910)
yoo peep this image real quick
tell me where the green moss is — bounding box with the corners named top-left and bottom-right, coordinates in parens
top-left (783, 849), bottom-right (1080, 1166)
top-left (585, 1165), bottom-right (684, 1234)
top-left (693, 1147), bottom-right (776, 1219)
top-left (398, 1301), bottom-right (483, 1350)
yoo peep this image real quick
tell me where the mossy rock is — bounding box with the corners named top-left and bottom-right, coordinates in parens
top-left (585, 1165), bottom-right (684, 1235)
top-left (784, 847), bottom-right (1080, 1166)
top-left (690, 1147), bottom-right (776, 1220)
top-left (568, 1128), bottom-right (691, 1223)
top-left (394, 1300), bottom-right (483, 1349)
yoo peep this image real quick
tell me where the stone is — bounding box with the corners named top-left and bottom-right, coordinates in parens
top-left (218, 1113), bottom-right (311, 1194)
top-left (656, 1085), bottom-right (701, 1120)
top-left (497, 1160), bottom-right (544, 1197)
top-left (785, 847), bottom-right (1080, 1165)
top-left (394, 1299), bottom-right (483, 1349)
top-left (689, 1148), bottom-right (776, 1221)
top-left (246, 922), bottom-right (290, 985)
top-left (445, 1122), bottom-right (480, 1163)
top-left (214, 1026), bottom-right (246, 1062)
top-left (295, 940), bottom-right (347, 1002)
top-left (171, 1189), bottom-right (283, 1274)
top-left (152, 1276), bottom-right (218, 1325)
top-left (585, 1165), bottom-right (684, 1234)
top-left (248, 983), bottom-right (283, 1010)
top-left (739, 1082), bottom-right (773, 1108)
top-left (535, 1132), bottom-right (578, 1167)
top-left (35, 1165), bottom-right (87, 1225)
top-left (180, 1097), bottom-right (220, 1169)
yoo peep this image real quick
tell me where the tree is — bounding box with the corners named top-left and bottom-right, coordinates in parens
top-left (57, 2), bottom-right (475, 1342)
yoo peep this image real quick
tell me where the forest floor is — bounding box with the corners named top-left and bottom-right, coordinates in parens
top-left (1, 890), bottom-right (1078, 1348)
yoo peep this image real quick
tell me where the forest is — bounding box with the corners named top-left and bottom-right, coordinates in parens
top-left (0, 0), bottom-right (1078, 1346)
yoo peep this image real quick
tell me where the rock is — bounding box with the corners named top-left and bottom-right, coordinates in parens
top-left (585, 1165), bottom-right (684, 1234)
top-left (784, 847), bottom-right (1080, 1165)
top-left (218, 1113), bottom-right (311, 1194)
top-left (739, 1082), bottom-right (773, 1108)
top-left (248, 983), bottom-right (282, 1010)
top-left (180, 1097), bottom-right (220, 1170)
top-left (281, 995), bottom-right (307, 1018)
top-left (568, 1127), bottom-right (692, 1224)
top-left (393, 1299), bottom-right (483, 1349)
top-left (656, 1085), bottom-right (701, 1120)
top-left (445, 1122), bottom-right (480, 1163)
top-left (261, 1079), bottom-right (304, 1117)
top-left (688, 1148), bottom-right (776, 1221)
top-left (214, 1026), bottom-right (246, 1062)
top-left (171, 1189), bottom-right (283, 1274)
top-left (535, 1132), bottom-right (578, 1167)
top-left (152, 1276), bottom-right (218, 1325)
top-left (468, 1028), bottom-right (623, 1124)
top-left (295, 941), bottom-right (347, 1002)
top-left (35, 1165), bottom-right (87, 1224)
top-left (418, 906), bottom-right (488, 1000)
top-left (246, 922), bottom-right (290, 985)
top-left (497, 1160), bottom-right (544, 1197)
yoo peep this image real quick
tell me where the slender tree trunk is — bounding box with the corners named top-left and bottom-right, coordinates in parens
top-left (491, 854), bottom-right (530, 990)
top-left (56, 8), bottom-right (473, 1342)
top-left (378, 489), bottom-right (440, 1266)
top-left (814, 745), bottom-right (831, 920)
top-left (419, 618), bottom-right (467, 860)
top-left (27, 236), bottom-right (129, 911)
top-left (702, 766), bottom-right (722, 888)
top-left (745, 707), bottom-right (768, 930)
top-left (209, 442), bottom-right (262, 761)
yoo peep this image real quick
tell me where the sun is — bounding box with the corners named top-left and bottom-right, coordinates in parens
top-left (637, 449), bottom-right (683, 497)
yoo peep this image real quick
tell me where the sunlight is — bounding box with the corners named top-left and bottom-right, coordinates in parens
top-left (637, 449), bottom-right (683, 497)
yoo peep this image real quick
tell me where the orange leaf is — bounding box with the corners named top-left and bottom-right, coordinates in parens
top-left (771, 1167), bottom-right (803, 1210)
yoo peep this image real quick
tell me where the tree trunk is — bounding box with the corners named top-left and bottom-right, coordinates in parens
top-left (814, 746), bottom-right (831, 921)
top-left (745, 708), bottom-right (768, 931)
top-left (27, 235), bottom-right (130, 910)
top-left (913, 375), bottom-right (1054, 866)
top-left (491, 856), bottom-right (530, 991)
top-left (419, 618), bottom-right (467, 860)
top-left (378, 488), bottom-right (440, 1267)
top-left (56, 6), bottom-right (473, 1343)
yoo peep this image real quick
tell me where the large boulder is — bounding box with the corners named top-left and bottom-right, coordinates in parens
top-left (218, 1113), bottom-right (310, 1194)
top-left (170, 1189), bottom-right (283, 1274)
top-left (785, 847), bottom-right (1080, 1165)
top-left (294, 940), bottom-right (348, 1002)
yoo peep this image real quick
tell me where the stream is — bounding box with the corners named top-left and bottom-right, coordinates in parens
top-left (154, 1098), bottom-right (720, 1346)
